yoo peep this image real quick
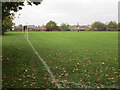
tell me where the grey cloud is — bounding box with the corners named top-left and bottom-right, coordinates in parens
top-left (13, 0), bottom-right (119, 26)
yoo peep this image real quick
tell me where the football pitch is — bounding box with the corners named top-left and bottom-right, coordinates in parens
top-left (2, 31), bottom-right (119, 88)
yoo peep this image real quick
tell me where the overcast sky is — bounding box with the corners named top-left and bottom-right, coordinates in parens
top-left (13, 0), bottom-right (119, 26)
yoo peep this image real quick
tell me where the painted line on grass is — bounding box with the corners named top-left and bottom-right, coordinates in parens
top-left (24, 32), bottom-right (91, 88)
top-left (24, 33), bottom-right (62, 88)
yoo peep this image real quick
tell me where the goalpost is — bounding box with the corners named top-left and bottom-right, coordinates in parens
top-left (24, 23), bottom-right (29, 39)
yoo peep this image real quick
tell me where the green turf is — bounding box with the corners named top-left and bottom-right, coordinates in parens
top-left (2, 31), bottom-right (119, 88)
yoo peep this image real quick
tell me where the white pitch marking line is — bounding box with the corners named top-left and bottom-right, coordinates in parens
top-left (24, 32), bottom-right (62, 88)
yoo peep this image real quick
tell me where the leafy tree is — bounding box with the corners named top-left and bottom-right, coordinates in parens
top-left (45, 21), bottom-right (59, 31)
top-left (118, 22), bottom-right (120, 31)
top-left (91, 21), bottom-right (106, 31)
top-left (60, 23), bottom-right (69, 31)
top-left (2, 15), bottom-right (15, 32)
top-left (1, 0), bottom-right (42, 35)
top-left (107, 21), bottom-right (118, 31)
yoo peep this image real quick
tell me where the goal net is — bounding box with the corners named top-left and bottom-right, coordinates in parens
top-left (23, 25), bottom-right (29, 39)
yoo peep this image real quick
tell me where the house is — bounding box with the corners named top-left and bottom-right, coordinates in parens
top-left (80, 25), bottom-right (91, 31)
top-left (27, 25), bottom-right (38, 31)
top-left (38, 25), bottom-right (46, 31)
top-left (14, 25), bottom-right (23, 31)
top-left (69, 25), bottom-right (91, 31)
top-left (69, 25), bottom-right (80, 31)
top-left (14, 25), bottom-right (38, 31)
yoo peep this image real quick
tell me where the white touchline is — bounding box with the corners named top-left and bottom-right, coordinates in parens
top-left (24, 32), bottom-right (62, 88)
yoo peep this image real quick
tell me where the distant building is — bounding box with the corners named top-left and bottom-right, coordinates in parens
top-left (38, 25), bottom-right (46, 31)
top-left (69, 25), bottom-right (79, 31)
top-left (27, 25), bottom-right (38, 31)
top-left (80, 25), bottom-right (91, 30)
top-left (69, 25), bottom-right (91, 31)
top-left (14, 25), bottom-right (38, 31)
top-left (14, 24), bottom-right (23, 31)
top-left (27, 26), bottom-right (37, 29)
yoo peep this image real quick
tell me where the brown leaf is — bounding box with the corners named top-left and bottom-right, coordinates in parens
top-left (51, 80), bottom-right (59, 83)
top-left (18, 79), bottom-right (22, 81)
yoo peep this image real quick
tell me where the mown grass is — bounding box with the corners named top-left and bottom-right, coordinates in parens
top-left (2, 31), bottom-right (119, 88)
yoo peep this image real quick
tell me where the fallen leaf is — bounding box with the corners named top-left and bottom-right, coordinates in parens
top-left (51, 80), bottom-right (59, 83)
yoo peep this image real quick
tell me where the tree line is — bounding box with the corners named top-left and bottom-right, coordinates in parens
top-left (45, 21), bottom-right (119, 31)
top-left (91, 21), bottom-right (119, 31)
top-left (45, 21), bottom-right (70, 31)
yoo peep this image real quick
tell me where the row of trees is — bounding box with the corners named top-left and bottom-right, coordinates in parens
top-left (45, 21), bottom-right (119, 31)
top-left (45, 21), bottom-right (70, 31)
top-left (91, 21), bottom-right (118, 31)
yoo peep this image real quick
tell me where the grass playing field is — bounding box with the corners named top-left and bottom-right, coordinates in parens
top-left (2, 31), bottom-right (119, 88)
